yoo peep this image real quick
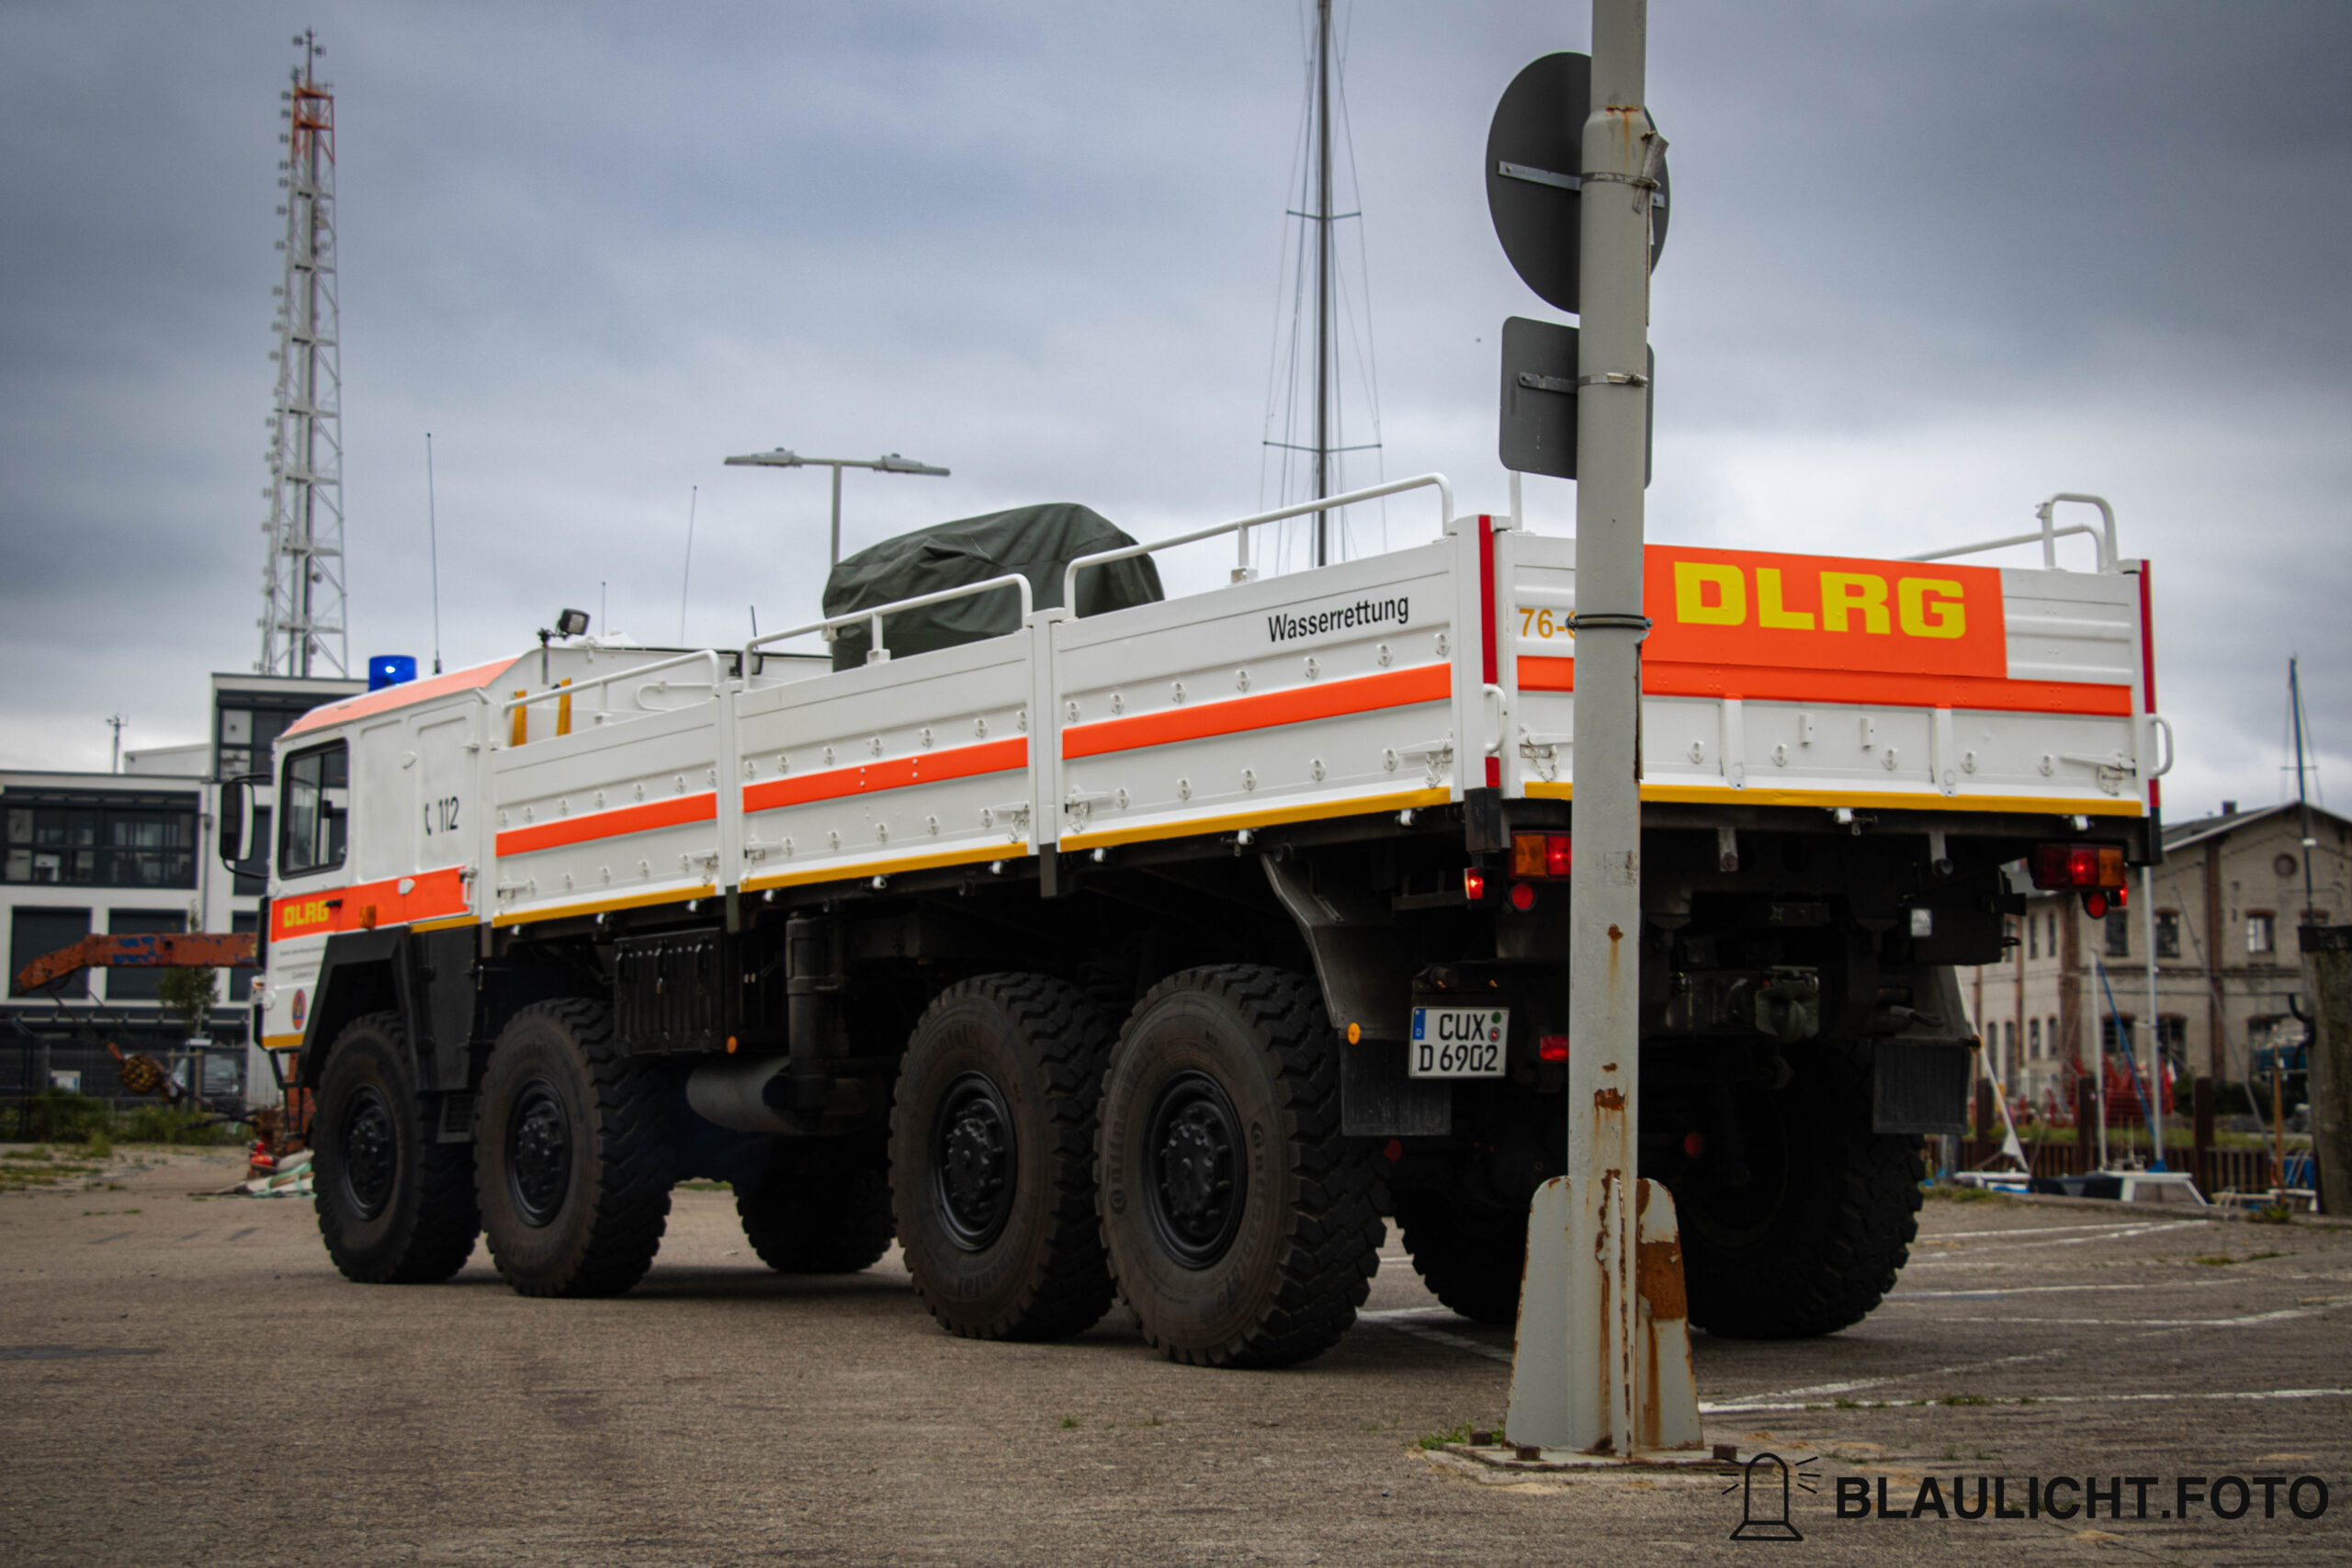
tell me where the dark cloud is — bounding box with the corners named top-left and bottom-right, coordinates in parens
top-left (2, 0), bottom-right (2346, 818)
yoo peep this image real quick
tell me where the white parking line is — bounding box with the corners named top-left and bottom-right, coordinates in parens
top-left (1704, 1386), bottom-right (2352, 1415)
top-left (1358, 1308), bottom-right (1514, 1365)
top-left (1928, 1220), bottom-right (2211, 1242)
top-left (1887, 1281), bottom-right (2220, 1299)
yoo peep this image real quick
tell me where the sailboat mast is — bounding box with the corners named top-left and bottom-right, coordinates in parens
top-left (1313, 0), bottom-right (1333, 566)
top-left (2293, 656), bottom-right (2317, 916)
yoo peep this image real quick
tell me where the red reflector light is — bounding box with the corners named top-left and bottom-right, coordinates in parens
top-left (2030, 842), bottom-right (2129, 891)
top-left (1464, 868), bottom-right (1487, 901)
top-left (1508, 882), bottom-right (1538, 912)
top-left (2084, 891), bottom-right (2109, 919)
top-left (1510, 832), bottom-right (1574, 880)
top-left (1682, 1131), bottom-right (1706, 1158)
top-left (1538, 1034), bottom-right (1568, 1062)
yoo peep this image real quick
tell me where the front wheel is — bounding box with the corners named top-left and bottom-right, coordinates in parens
top-left (1096, 966), bottom-right (1382, 1368)
top-left (311, 1012), bottom-right (479, 1284)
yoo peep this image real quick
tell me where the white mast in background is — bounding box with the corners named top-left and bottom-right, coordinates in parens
top-left (259, 29), bottom-right (348, 678)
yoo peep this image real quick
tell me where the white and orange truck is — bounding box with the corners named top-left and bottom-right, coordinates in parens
top-left (221, 479), bottom-right (2164, 1366)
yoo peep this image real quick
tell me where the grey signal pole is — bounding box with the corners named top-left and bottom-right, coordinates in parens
top-left (1566, 0), bottom-right (1662, 1455)
top-left (723, 449), bottom-right (951, 569)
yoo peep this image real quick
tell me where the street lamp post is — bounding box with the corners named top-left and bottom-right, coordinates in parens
top-left (721, 448), bottom-right (951, 569)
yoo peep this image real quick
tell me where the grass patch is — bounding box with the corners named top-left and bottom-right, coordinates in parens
top-left (1940, 1394), bottom-right (1993, 1407)
top-left (1833, 1397), bottom-right (1862, 1410)
top-left (676, 1179), bottom-right (732, 1192)
top-left (2252, 1204), bottom-right (2296, 1226)
top-left (1058, 1416), bottom-right (1081, 1429)
top-left (1418, 1419), bottom-right (1477, 1451)
top-left (1925, 1180), bottom-right (2013, 1205)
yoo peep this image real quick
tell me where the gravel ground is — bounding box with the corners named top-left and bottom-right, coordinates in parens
top-left (1, 1142), bottom-right (2345, 1566)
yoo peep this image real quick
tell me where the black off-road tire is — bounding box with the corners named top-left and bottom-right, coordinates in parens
top-left (1096, 965), bottom-right (1383, 1368)
top-left (1675, 1042), bottom-right (1923, 1339)
top-left (475, 998), bottom-right (673, 1298)
top-left (888, 974), bottom-right (1116, 1340)
top-left (311, 1012), bottom-right (479, 1284)
top-left (736, 1135), bottom-right (896, 1274)
top-left (1391, 1190), bottom-right (1526, 1325)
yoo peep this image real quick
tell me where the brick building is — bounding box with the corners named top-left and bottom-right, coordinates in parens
top-left (1962, 800), bottom-right (2350, 1114)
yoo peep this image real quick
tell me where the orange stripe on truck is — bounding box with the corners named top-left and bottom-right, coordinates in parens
top-left (1062, 663), bottom-right (1451, 760)
top-left (742, 738), bottom-right (1029, 814)
top-left (269, 866), bottom-right (470, 942)
top-left (1516, 656), bottom-right (2132, 716)
top-left (494, 792), bottom-right (718, 856)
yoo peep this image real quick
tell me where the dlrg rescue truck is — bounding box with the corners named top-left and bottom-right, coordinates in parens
top-left (224, 479), bottom-right (2164, 1366)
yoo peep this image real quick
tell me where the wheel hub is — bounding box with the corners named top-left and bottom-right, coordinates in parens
top-left (506, 1079), bottom-right (573, 1228)
top-left (339, 1086), bottom-right (397, 1221)
top-left (933, 1073), bottom-right (1016, 1251)
top-left (1145, 1072), bottom-right (1247, 1269)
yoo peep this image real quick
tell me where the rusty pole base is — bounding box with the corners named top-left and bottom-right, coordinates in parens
top-left (1439, 1440), bottom-right (1738, 1473)
top-left (1504, 1174), bottom-right (1707, 1459)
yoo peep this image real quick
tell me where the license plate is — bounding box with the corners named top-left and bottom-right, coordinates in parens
top-left (1408, 1006), bottom-right (1510, 1077)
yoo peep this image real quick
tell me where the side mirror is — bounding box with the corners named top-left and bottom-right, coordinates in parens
top-left (218, 774), bottom-right (262, 867)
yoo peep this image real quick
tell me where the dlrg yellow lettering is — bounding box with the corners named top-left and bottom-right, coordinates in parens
top-left (1756, 568), bottom-right (1815, 630)
top-left (1673, 561), bottom-right (1745, 626)
top-left (1820, 572), bottom-right (1890, 634)
top-left (1898, 577), bottom-right (1965, 637)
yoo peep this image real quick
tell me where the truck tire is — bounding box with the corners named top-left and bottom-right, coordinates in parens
top-left (474, 998), bottom-right (673, 1298)
top-left (1392, 1190), bottom-right (1525, 1325)
top-left (1096, 965), bottom-right (1382, 1368)
top-left (1675, 1043), bottom-right (1923, 1339)
top-left (888, 974), bottom-right (1115, 1340)
top-left (736, 1136), bottom-right (896, 1274)
top-left (312, 1012), bottom-right (480, 1284)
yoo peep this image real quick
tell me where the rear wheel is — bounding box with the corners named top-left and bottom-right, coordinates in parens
top-left (1392, 1190), bottom-right (1525, 1325)
top-left (475, 999), bottom-right (673, 1298)
top-left (736, 1135), bottom-right (895, 1274)
top-left (311, 1012), bottom-right (479, 1284)
top-left (1674, 1043), bottom-right (1923, 1338)
top-left (1096, 965), bottom-right (1382, 1368)
top-left (888, 974), bottom-right (1115, 1340)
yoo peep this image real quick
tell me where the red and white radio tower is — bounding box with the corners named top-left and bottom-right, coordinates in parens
top-left (259, 29), bottom-right (348, 678)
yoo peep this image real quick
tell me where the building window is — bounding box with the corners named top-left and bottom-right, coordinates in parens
top-left (106, 908), bottom-right (186, 1003)
top-left (217, 705), bottom-right (299, 783)
top-left (4, 801), bottom-right (196, 888)
top-left (228, 909), bottom-right (260, 1002)
top-left (2156, 1016), bottom-right (2188, 1075)
top-left (2099, 1012), bottom-right (2135, 1055)
top-left (2247, 911), bottom-right (2276, 955)
top-left (2028, 1017), bottom-right (2041, 1060)
top-left (2002, 1021), bottom-right (2018, 1084)
top-left (278, 741), bottom-right (348, 878)
top-left (2155, 910), bottom-right (2180, 959)
top-left (2105, 908), bottom-right (2130, 957)
top-left (2028, 916), bottom-right (2040, 961)
top-left (2050, 1016), bottom-right (2062, 1063)
top-left (9, 907), bottom-right (90, 999)
top-left (2050, 912), bottom-right (2062, 958)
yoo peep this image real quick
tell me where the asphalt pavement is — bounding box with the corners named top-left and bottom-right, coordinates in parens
top-left (2, 1144), bottom-right (2345, 1566)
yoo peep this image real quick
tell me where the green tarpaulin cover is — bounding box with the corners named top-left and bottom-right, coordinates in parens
top-left (821, 502), bottom-right (1163, 671)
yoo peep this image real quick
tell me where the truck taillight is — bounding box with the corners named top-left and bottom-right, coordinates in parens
top-left (1510, 832), bottom-right (1573, 879)
top-left (1464, 868), bottom-right (1487, 902)
top-left (2030, 842), bottom-right (2126, 892)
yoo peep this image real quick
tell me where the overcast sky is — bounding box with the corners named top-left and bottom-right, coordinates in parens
top-left (2, 1), bottom-right (2346, 821)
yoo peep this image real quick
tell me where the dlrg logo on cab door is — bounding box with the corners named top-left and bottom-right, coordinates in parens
top-left (1642, 546), bottom-right (2008, 681)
